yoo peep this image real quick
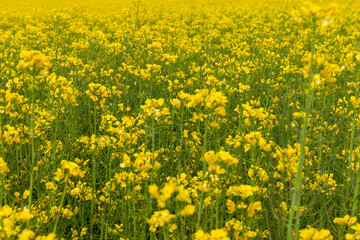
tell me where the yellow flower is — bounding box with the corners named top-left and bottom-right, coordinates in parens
top-left (237, 202), bottom-right (247, 209)
top-left (35, 233), bottom-right (57, 240)
top-left (0, 205), bottom-right (13, 217)
top-left (188, 89), bottom-right (208, 107)
top-left (176, 186), bottom-right (191, 203)
top-left (60, 160), bottom-right (85, 178)
top-left (80, 227), bottom-right (88, 237)
top-left (17, 208), bottom-right (34, 222)
top-left (120, 154), bottom-right (131, 168)
top-left (160, 182), bottom-right (177, 200)
top-left (45, 182), bottom-right (57, 191)
top-left (280, 202), bottom-right (288, 212)
top-left (302, 1), bottom-right (322, 18)
top-left (346, 233), bottom-right (356, 240)
top-left (62, 208), bottom-right (74, 219)
top-left (209, 229), bottom-right (230, 240)
top-left (244, 231), bottom-right (257, 238)
top-left (147, 210), bottom-right (175, 232)
top-left (247, 201), bottom-right (262, 217)
top-left (351, 223), bottom-right (360, 232)
top-left (169, 224), bottom-right (178, 233)
top-left (180, 204), bottom-right (196, 216)
top-left (18, 229), bottom-right (35, 240)
top-left (226, 200), bottom-right (236, 214)
top-left (23, 189), bottom-right (30, 199)
top-left (204, 151), bottom-right (217, 165)
top-left (350, 96), bottom-right (360, 109)
top-left (216, 151), bottom-right (238, 165)
top-left (194, 230), bottom-right (210, 240)
top-left (54, 168), bottom-right (64, 182)
top-left (333, 215), bottom-right (357, 226)
top-left (0, 157), bottom-right (10, 174)
top-left (299, 227), bottom-right (332, 240)
top-left (17, 50), bottom-right (52, 74)
top-left (194, 229), bottom-right (229, 240)
top-left (226, 185), bottom-right (254, 199)
top-left (148, 184), bottom-right (160, 199)
top-left (70, 187), bottom-right (81, 196)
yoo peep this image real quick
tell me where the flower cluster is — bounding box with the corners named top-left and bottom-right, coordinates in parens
top-left (17, 50), bottom-right (52, 75)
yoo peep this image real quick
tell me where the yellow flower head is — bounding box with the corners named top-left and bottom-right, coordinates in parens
top-left (180, 204), bottom-right (196, 216)
top-left (17, 50), bottom-right (52, 74)
top-left (0, 157), bottom-right (10, 175)
top-left (333, 215), bottom-right (357, 226)
top-left (299, 227), bottom-right (333, 240)
top-left (60, 160), bottom-right (85, 178)
top-left (18, 229), bottom-right (35, 240)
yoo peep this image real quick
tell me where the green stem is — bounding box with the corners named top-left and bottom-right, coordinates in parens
top-left (53, 175), bottom-right (69, 233)
top-left (286, 18), bottom-right (317, 240)
top-left (0, 115), bottom-right (5, 206)
top-left (196, 112), bottom-right (208, 231)
top-left (351, 56), bottom-right (360, 216)
top-left (28, 75), bottom-right (36, 221)
top-left (90, 103), bottom-right (97, 240)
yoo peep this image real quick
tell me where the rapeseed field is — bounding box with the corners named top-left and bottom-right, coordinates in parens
top-left (0, 0), bottom-right (360, 239)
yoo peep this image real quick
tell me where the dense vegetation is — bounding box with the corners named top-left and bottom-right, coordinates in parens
top-left (0, 0), bottom-right (360, 239)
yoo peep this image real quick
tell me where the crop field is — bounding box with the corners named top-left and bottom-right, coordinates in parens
top-left (1, 0), bottom-right (360, 239)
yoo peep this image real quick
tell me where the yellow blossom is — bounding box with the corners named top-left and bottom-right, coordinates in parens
top-left (180, 204), bottom-right (196, 216)
top-left (0, 157), bottom-right (10, 175)
top-left (247, 201), bottom-right (262, 217)
top-left (18, 229), bottom-right (35, 240)
top-left (17, 208), bottom-right (34, 222)
top-left (23, 189), bottom-right (30, 199)
top-left (299, 227), bottom-right (333, 240)
top-left (333, 215), bottom-right (357, 226)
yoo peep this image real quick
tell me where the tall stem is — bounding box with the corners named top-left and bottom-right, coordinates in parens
top-left (351, 55), bottom-right (359, 216)
top-left (28, 75), bottom-right (36, 218)
top-left (53, 175), bottom-right (69, 233)
top-left (286, 19), bottom-right (316, 240)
